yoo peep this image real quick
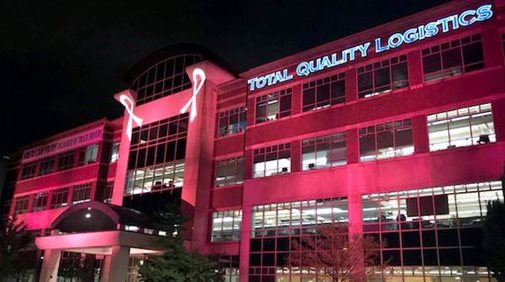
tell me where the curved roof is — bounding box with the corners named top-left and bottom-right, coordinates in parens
top-left (123, 43), bottom-right (237, 84)
top-left (52, 201), bottom-right (160, 233)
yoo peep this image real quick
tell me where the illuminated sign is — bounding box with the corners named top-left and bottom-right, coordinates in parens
top-left (247, 4), bottom-right (493, 91)
top-left (181, 68), bottom-right (206, 122)
top-left (117, 91), bottom-right (143, 141)
top-left (22, 126), bottom-right (104, 163)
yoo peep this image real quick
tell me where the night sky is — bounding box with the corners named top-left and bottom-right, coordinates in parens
top-left (0, 0), bottom-right (449, 156)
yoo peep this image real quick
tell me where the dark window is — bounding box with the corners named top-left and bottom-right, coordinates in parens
top-left (57, 152), bottom-right (75, 171)
top-left (32, 192), bottom-right (48, 211)
top-left (132, 54), bottom-right (204, 105)
top-left (77, 144), bottom-right (99, 166)
top-left (13, 196), bottom-right (30, 215)
top-left (302, 73), bottom-right (345, 112)
top-left (39, 158), bottom-right (55, 175)
top-left (214, 156), bottom-right (244, 187)
top-left (422, 34), bottom-right (484, 82)
top-left (358, 55), bottom-right (408, 98)
top-left (359, 119), bottom-right (413, 161)
top-left (217, 107), bottom-right (247, 137)
top-left (255, 89), bottom-right (292, 124)
top-left (21, 162), bottom-right (37, 179)
top-left (50, 187), bottom-right (69, 209)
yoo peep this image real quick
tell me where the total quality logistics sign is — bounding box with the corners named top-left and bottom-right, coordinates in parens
top-left (247, 4), bottom-right (493, 92)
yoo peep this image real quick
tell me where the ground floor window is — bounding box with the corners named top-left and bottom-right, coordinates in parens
top-left (362, 181), bottom-right (503, 281)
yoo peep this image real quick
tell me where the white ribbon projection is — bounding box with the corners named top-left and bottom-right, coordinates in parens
top-left (180, 68), bottom-right (206, 122)
top-left (119, 93), bottom-right (143, 141)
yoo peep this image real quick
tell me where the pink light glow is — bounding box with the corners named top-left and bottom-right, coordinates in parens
top-left (118, 92), bottom-right (143, 140)
top-left (180, 68), bottom-right (206, 122)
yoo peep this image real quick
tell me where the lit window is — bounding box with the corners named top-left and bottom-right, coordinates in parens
top-left (358, 55), bottom-right (409, 98)
top-left (359, 119), bottom-right (414, 162)
top-left (126, 115), bottom-right (188, 196)
top-left (427, 103), bottom-right (495, 151)
top-left (13, 196), bottom-right (30, 215)
top-left (214, 157), bottom-right (244, 187)
top-left (422, 34), bottom-right (484, 82)
top-left (211, 210), bottom-right (242, 242)
top-left (302, 73), bottom-right (345, 112)
top-left (78, 144), bottom-right (98, 166)
top-left (50, 187), bottom-right (69, 209)
top-left (71, 183), bottom-right (91, 204)
top-left (31, 192), bottom-right (48, 212)
top-left (302, 132), bottom-right (346, 170)
top-left (110, 142), bottom-right (120, 162)
top-left (255, 88), bottom-right (292, 124)
top-left (253, 143), bottom-right (291, 178)
top-left (217, 107), bottom-right (247, 137)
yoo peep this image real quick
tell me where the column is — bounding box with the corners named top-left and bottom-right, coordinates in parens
top-left (39, 249), bottom-right (61, 282)
top-left (100, 246), bottom-right (130, 282)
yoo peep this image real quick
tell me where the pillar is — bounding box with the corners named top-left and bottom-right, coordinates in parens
top-left (100, 246), bottom-right (130, 282)
top-left (39, 249), bottom-right (61, 282)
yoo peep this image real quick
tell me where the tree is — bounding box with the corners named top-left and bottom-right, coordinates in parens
top-left (483, 200), bottom-right (505, 282)
top-left (288, 224), bottom-right (380, 282)
top-left (138, 205), bottom-right (224, 282)
top-left (0, 216), bottom-right (36, 281)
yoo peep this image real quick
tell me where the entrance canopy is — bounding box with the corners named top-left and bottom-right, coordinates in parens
top-left (35, 201), bottom-right (165, 255)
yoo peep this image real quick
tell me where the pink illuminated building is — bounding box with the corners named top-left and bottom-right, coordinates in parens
top-left (6, 0), bottom-right (505, 281)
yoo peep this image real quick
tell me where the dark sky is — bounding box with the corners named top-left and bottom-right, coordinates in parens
top-left (0, 0), bottom-right (449, 156)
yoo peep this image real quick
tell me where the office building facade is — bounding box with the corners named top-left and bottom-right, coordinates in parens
top-left (8, 0), bottom-right (505, 281)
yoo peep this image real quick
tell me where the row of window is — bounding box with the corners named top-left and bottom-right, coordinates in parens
top-left (246, 181), bottom-right (503, 281)
top-left (217, 34), bottom-right (485, 138)
top-left (213, 103), bottom-right (494, 184)
top-left (13, 183), bottom-right (92, 214)
top-left (20, 144), bottom-right (99, 180)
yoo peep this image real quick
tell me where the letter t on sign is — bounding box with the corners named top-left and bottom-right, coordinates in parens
top-left (114, 89), bottom-right (143, 141)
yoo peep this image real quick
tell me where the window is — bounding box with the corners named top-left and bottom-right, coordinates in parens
top-left (213, 256), bottom-right (239, 282)
top-left (362, 181), bottom-right (503, 279)
top-left (428, 103), bottom-right (495, 151)
top-left (31, 192), bottom-right (48, 211)
top-left (358, 55), bottom-right (408, 98)
top-left (422, 34), bottom-right (484, 82)
top-left (126, 114), bottom-right (188, 196)
top-left (57, 151), bottom-right (75, 171)
top-left (359, 119), bottom-right (414, 162)
top-left (39, 158), bottom-right (55, 175)
top-left (132, 54), bottom-right (204, 105)
top-left (217, 107), bottom-right (247, 137)
top-left (78, 144), bottom-right (98, 165)
top-left (211, 210), bottom-right (242, 242)
top-left (50, 187), bottom-right (69, 209)
top-left (214, 157), bottom-right (244, 187)
top-left (72, 183), bottom-right (91, 204)
top-left (253, 143), bottom-right (291, 178)
top-left (255, 88), bottom-right (292, 124)
top-left (302, 132), bottom-right (346, 170)
top-left (21, 162), bottom-right (37, 179)
top-left (102, 181), bottom-right (114, 203)
top-left (110, 142), bottom-right (120, 162)
top-left (250, 198), bottom-right (348, 281)
top-left (13, 196), bottom-right (30, 215)
top-left (302, 73), bottom-right (345, 112)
